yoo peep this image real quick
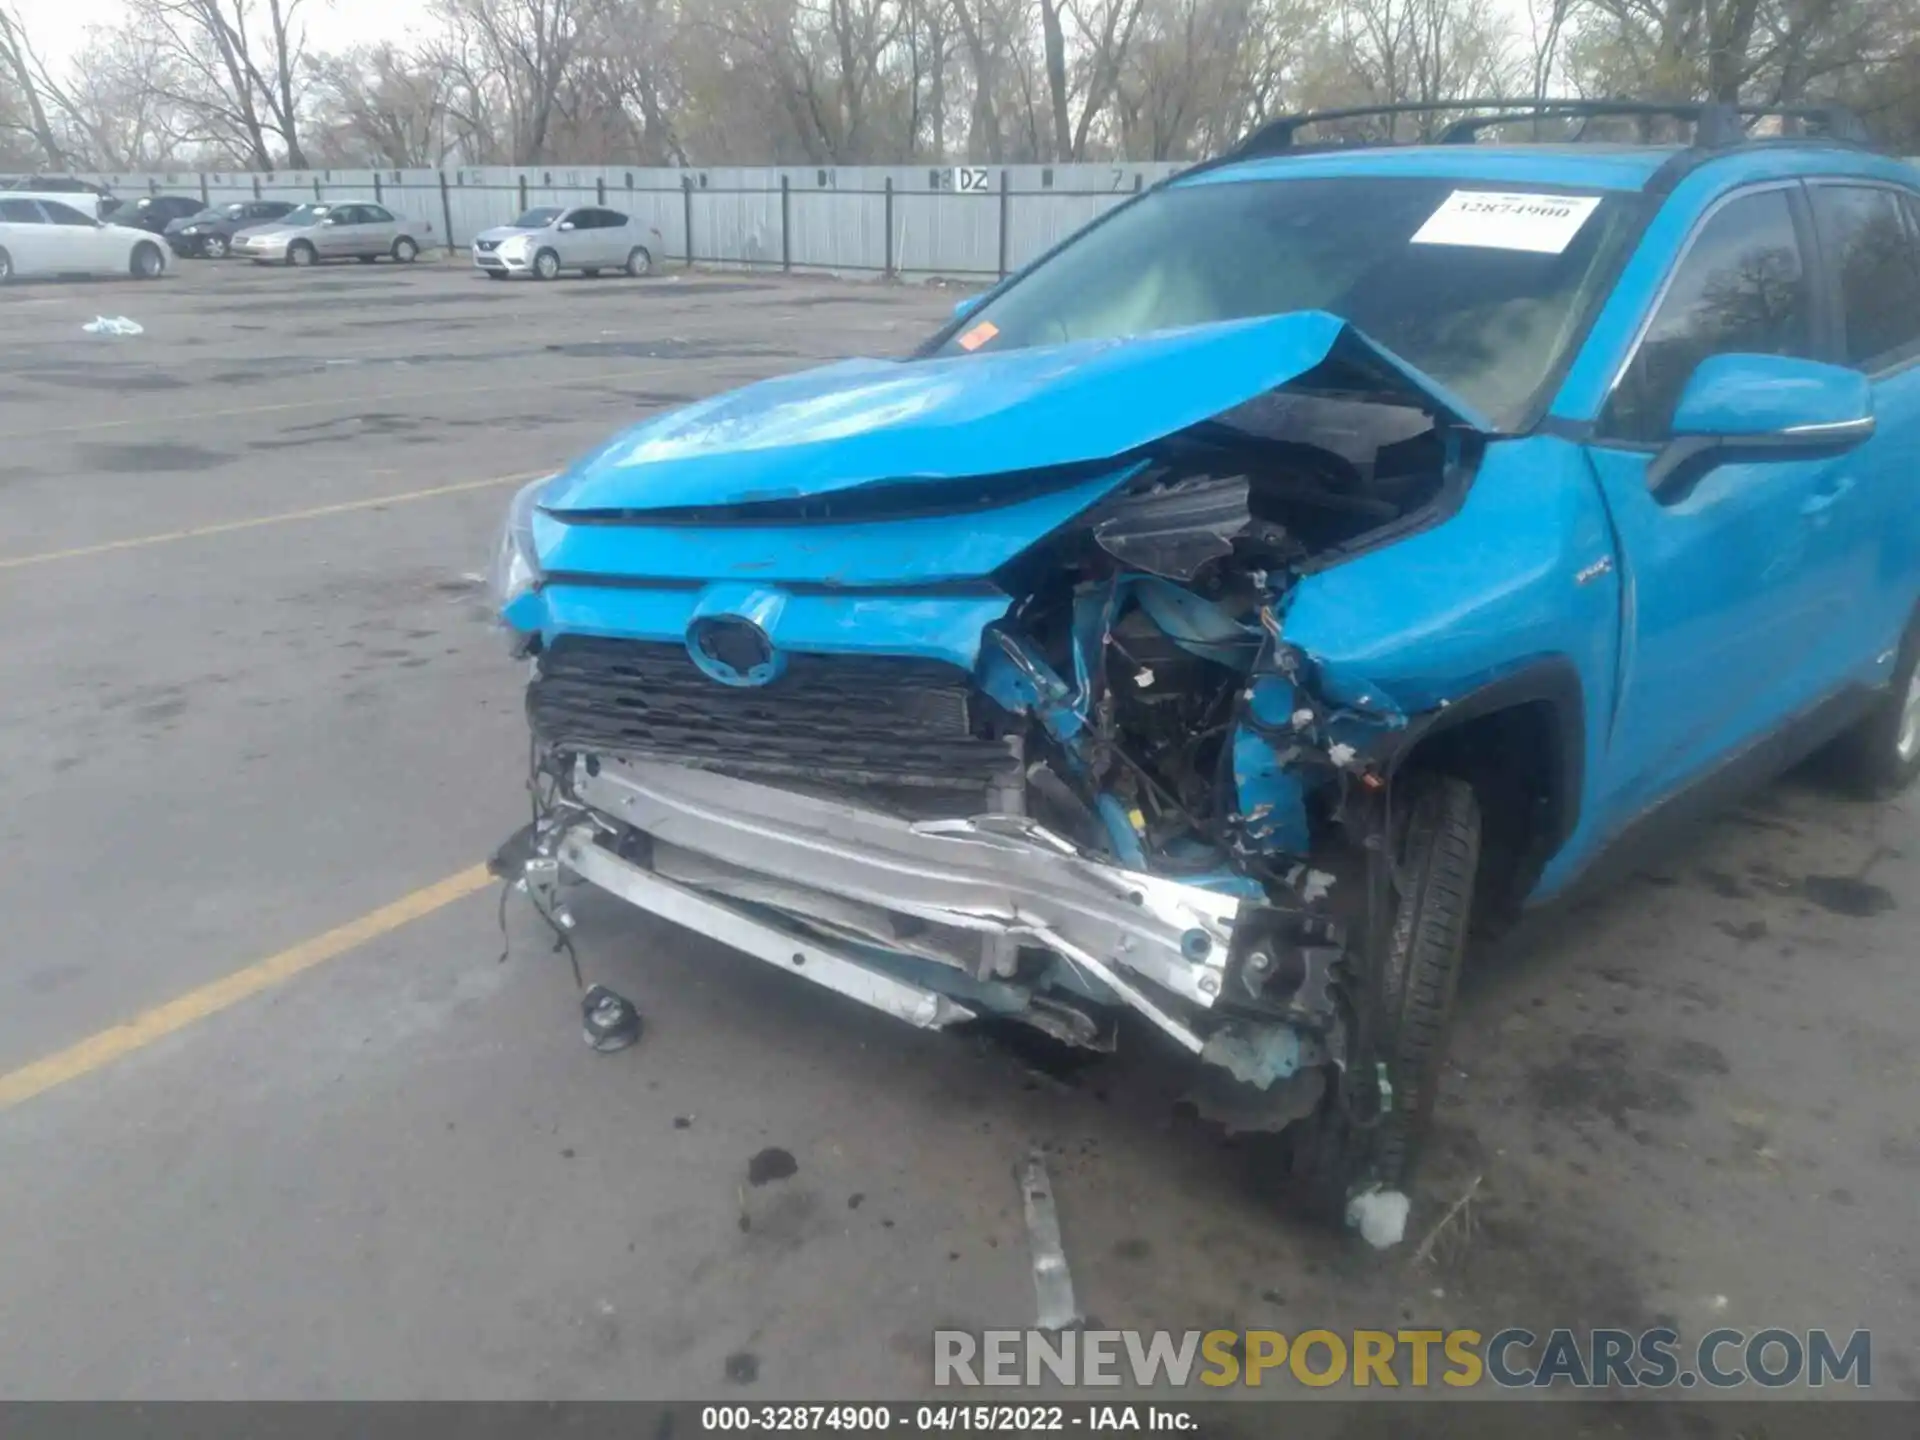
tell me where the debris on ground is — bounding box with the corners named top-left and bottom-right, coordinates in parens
top-left (1411, 1175), bottom-right (1482, 1264)
top-left (82, 316), bottom-right (144, 336)
top-left (1346, 1187), bottom-right (1412, 1250)
top-left (580, 985), bottom-right (642, 1052)
top-left (1018, 1150), bottom-right (1083, 1330)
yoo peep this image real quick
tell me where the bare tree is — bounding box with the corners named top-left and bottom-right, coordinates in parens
top-left (0, 4), bottom-right (65, 164)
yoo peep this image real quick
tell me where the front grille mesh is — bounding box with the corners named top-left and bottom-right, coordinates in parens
top-left (528, 636), bottom-right (1017, 788)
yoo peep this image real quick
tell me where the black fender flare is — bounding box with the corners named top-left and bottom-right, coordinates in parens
top-left (1385, 656), bottom-right (1586, 857)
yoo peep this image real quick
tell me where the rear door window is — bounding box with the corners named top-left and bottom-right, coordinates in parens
top-left (1811, 184), bottom-right (1920, 371)
top-left (42, 201), bottom-right (96, 226)
top-left (0, 199), bottom-right (44, 222)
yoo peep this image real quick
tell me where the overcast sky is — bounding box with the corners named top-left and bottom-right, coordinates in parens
top-left (16, 0), bottom-right (428, 67)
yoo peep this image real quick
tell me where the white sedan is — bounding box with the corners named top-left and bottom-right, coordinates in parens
top-left (0, 196), bottom-right (169, 282)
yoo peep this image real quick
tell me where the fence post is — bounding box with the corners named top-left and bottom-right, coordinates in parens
top-left (313, 176), bottom-right (322, 200)
top-left (440, 171), bottom-right (456, 251)
top-left (780, 174), bottom-right (790, 273)
top-left (596, 175), bottom-right (606, 205)
top-left (883, 176), bottom-right (894, 279)
top-left (682, 174), bottom-right (695, 267)
top-left (373, 172), bottom-right (383, 202)
top-left (199, 173), bottom-right (209, 204)
top-left (252, 175), bottom-right (261, 199)
top-left (997, 169), bottom-right (1010, 280)
top-left (517, 173), bottom-right (527, 213)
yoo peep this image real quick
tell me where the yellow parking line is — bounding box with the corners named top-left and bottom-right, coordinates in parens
top-left (0, 864), bottom-right (495, 1111)
top-left (0, 470), bottom-right (544, 571)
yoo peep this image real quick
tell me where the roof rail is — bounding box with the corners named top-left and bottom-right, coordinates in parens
top-left (1219, 96), bottom-right (1869, 162)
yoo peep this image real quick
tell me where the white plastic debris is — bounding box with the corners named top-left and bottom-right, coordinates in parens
top-left (1346, 1187), bottom-right (1411, 1249)
top-left (1018, 1151), bottom-right (1083, 1330)
top-left (83, 315), bottom-right (143, 336)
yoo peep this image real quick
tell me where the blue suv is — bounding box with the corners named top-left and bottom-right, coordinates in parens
top-left (493, 100), bottom-right (1920, 1222)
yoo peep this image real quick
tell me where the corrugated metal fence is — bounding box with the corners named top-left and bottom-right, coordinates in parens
top-left (82, 163), bottom-right (1190, 280)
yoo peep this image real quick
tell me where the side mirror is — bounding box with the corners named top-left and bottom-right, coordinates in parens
top-left (558, 221), bottom-right (576, 232)
top-left (321, 216), bottom-right (340, 225)
top-left (1649, 353), bottom-right (1874, 498)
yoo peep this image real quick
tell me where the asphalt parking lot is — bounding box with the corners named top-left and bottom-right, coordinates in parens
top-left (0, 256), bottom-right (1916, 1404)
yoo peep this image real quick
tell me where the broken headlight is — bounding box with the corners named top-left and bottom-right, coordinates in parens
top-left (489, 476), bottom-right (548, 633)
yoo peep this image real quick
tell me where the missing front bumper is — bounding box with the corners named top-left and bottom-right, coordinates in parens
top-left (537, 756), bottom-right (1271, 1051)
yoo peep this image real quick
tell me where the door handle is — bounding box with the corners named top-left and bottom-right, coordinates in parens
top-left (1801, 475), bottom-right (1857, 517)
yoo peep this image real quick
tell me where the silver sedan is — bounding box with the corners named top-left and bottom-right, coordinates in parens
top-left (471, 206), bottom-right (657, 280)
top-left (234, 200), bottom-right (435, 266)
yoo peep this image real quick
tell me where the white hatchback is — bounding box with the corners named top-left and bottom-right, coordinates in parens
top-left (0, 196), bottom-right (168, 282)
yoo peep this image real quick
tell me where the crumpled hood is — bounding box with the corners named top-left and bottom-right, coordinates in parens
top-left (541, 310), bottom-right (1493, 515)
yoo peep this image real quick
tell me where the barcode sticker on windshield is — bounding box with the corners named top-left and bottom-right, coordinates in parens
top-left (1411, 191), bottom-right (1601, 254)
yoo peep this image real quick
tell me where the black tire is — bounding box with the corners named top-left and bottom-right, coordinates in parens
top-left (1823, 613), bottom-right (1920, 798)
top-left (356, 254), bottom-right (376, 264)
top-left (392, 236), bottom-right (419, 263)
top-left (625, 246), bottom-right (652, 277)
top-left (0, 247), bottom-right (11, 282)
top-left (485, 271), bottom-right (508, 281)
top-left (204, 234), bottom-right (229, 258)
top-left (130, 242), bottom-right (164, 279)
top-left (533, 248), bottom-right (560, 280)
top-left (1284, 774), bottom-right (1480, 1224)
top-left (582, 267), bottom-right (600, 277)
top-left (287, 240), bottom-right (316, 267)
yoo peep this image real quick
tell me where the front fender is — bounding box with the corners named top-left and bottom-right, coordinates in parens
top-left (1282, 434), bottom-right (1620, 891)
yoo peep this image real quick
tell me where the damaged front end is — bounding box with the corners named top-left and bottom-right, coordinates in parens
top-left (496, 309), bottom-right (1487, 1191)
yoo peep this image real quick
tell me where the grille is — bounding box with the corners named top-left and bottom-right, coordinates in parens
top-left (529, 636), bottom-right (1018, 788)
top-left (475, 238), bottom-right (499, 252)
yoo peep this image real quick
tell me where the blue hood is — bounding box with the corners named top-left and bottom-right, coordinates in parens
top-left (541, 310), bottom-right (1491, 514)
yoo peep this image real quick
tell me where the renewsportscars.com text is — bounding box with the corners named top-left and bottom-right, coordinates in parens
top-left (933, 1327), bottom-right (1872, 1389)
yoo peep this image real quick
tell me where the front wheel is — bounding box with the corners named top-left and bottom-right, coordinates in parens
top-left (287, 241), bottom-right (316, 267)
top-left (204, 234), bottom-right (229, 258)
top-left (533, 248), bottom-right (560, 280)
top-left (130, 242), bottom-right (164, 279)
top-left (392, 236), bottom-right (419, 263)
top-left (1282, 774), bottom-right (1480, 1224)
top-left (0, 247), bottom-right (12, 282)
top-left (625, 246), bottom-right (652, 278)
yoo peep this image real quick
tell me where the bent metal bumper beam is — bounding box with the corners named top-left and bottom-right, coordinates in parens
top-left (563, 756), bottom-right (1236, 1025)
top-left (555, 829), bottom-right (976, 1029)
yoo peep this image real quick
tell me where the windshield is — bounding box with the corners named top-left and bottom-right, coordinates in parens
top-left (934, 175), bottom-right (1636, 429)
top-left (278, 204), bottom-right (329, 226)
top-left (509, 208), bottom-right (564, 229)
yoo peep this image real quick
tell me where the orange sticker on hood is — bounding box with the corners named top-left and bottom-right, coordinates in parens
top-left (957, 320), bottom-right (999, 351)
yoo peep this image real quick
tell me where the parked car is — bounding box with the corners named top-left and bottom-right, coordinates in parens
top-left (489, 99), bottom-right (1920, 1223)
top-left (471, 206), bottom-right (656, 280)
top-left (115, 194), bottom-right (209, 235)
top-left (2, 189), bottom-right (107, 221)
top-left (234, 200), bottom-right (434, 266)
top-left (164, 200), bottom-right (298, 258)
top-left (0, 175), bottom-right (112, 199)
top-left (0, 196), bottom-right (167, 281)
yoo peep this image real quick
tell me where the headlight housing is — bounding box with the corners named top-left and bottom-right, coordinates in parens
top-left (490, 476), bottom-right (548, 625)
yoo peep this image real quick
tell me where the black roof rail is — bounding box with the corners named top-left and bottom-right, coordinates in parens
top-left (1219, 96), bottom-right (1870, 163)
